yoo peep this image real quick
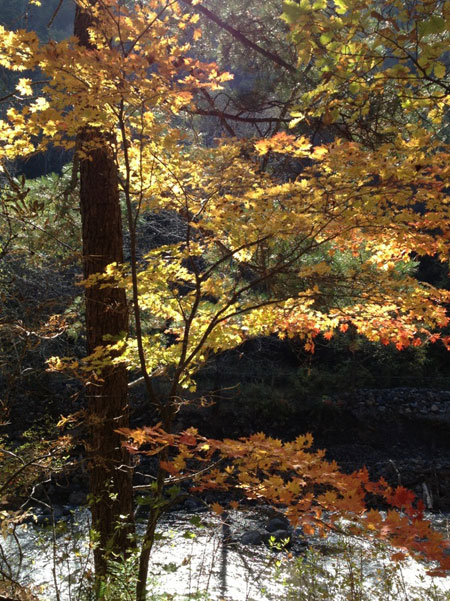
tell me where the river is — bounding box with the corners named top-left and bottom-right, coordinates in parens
top-left (1, 507), bottom-right (450, 601)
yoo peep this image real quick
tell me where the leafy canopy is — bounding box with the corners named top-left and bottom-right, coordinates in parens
top-left (0, 0), bottom-right (450, 574)
top-left (1, 0), bottom-right (449, 384)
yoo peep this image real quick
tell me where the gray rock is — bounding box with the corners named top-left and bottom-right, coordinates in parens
top-left (266, 516), bottom-right (290, 532)
top-left (32, 507), bottom-right (51, 525)
top-left (52, 505), bottom-right (65, 520)
top-left (184, 498), bottom-right (203, 511)
top-left (69, 490), bottom-right (87, 506)
top-left (240, 530), bottom-right (264, 545)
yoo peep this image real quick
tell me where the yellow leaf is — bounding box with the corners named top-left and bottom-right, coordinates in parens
top-left (16, 78), bottom-right (33, 96)
top-left (30, 97), bottom-right (49, 113)
top-left (311, 146), bottom-right (328, 160)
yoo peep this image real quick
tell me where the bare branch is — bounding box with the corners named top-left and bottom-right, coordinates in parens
top-left (193, 108), bottom-right (291, 124)
top-left (180, 0), bottom-right (298, 74)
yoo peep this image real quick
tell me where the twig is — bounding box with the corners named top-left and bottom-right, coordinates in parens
top-left (47, 0), bottom-right (64, 28)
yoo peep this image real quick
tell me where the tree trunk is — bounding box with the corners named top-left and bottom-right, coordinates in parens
top-left (74, 2), bottom-right (134, 587)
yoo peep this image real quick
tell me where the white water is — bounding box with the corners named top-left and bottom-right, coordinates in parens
top-left (2, 508), bottom-right (450, 601)
top-left (1, 508), bottom-right (284, 601)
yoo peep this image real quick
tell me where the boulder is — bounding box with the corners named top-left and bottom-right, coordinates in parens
top-left (240, 530), bottom-right (265, 545)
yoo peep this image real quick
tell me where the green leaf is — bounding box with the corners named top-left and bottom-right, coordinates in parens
top-left (320, 32), bottom-right (333, 45)
top-left (418, 16), bottom-right (446, 36)
top-left (183, 530), bottom-right (197, 539)
top-left (162, 562), bottom-right (179, 573)
top-left (434, 61), bottom-right (446, 78)
top-left (167, 485), bottom-right (181, 498)
top-left (136, 495), bottom-right (152, 506)
top-left (282, 0), bottom-right (304, 24)
top-left (334, 0), bottom-right (349, 15)
top-left (189, 515), bottom-right (205, 528)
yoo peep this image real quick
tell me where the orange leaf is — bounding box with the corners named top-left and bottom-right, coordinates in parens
top-left (302, 523), bottom-right (315, 536)
top-left (389, 486), bottom-right (416, 508)
top-left (179, 432), bottom-right (197, 446)
top-left (160, 461), bottom-right (178, 475)
top-left (211, 502), bottom-right (224, 515)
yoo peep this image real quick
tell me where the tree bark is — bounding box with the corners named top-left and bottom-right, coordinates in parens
top-left (74, 1), bottom-right (134, 587)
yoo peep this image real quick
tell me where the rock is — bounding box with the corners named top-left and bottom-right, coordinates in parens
top-left (35, 514), bottom-right (51, 525)
top-left (184, 498), bottom-right (203, 511)
top-left (69, 490), bottom-right (87, 506)
top-left (265, 516), bottom-right (290, 532)
top-left (52, 505), bottom-right (66, 520)
top-left (431, 404), bottom-right (439, 412)
top-left (240, 530), bottom-right (264, 545)
top-left (32, 507), bottom-right (51, 525)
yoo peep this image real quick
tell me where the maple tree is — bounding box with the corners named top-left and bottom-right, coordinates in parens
top-left (121, 425), bottom-right (450, 573)
top-left (0, 0), bottom-right (450, 598)
top-left (282, 0), bottom-right (449, 141)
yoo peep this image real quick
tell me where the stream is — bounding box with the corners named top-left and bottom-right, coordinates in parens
top-left (2, 507), bottom-right (450, 601)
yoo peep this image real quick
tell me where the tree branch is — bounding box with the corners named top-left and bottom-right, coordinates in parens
top-left (200, 89), bottom-right (236, 136)
top-left (180, 0), bottom-right (298, 74)
top-left (193, 108), bottom-right (291, 124)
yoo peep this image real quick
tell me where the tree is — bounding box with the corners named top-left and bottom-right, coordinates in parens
top-left (73, 0), bottom-right (135, 586)
top-left (1, 0), bottom-right (450, 598)
top-left (281, 0), bottom-right (449, 142)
